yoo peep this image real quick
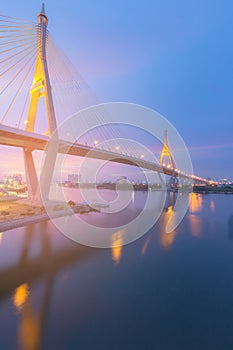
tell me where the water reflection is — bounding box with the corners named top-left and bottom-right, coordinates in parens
top-left (159, 192), bottom-right (177, 251)
top-left (17, 287), bottom-right (40, 350)
top-left (15, 274), bottom-right (55, 350)
top-left (160, 232), bottom-right (176, 251)
top-left (210, 199), bottom-right (215, 213)
top-left (166, 191), bottom-right (176, 209)
top-left (158, 191), bottom-right (205, 250)
top-left (10, 224), bottom-right (53, 350)
top-left (188, 193), bottom-right (203, 237)
top-left (189, 193), bottom-right (203, 213)
top-left (189, 214), bottom-right (202, 237)
top-left (131, 190), bottom-right (135, 204)
top-left (141, 235), bottom-right (152, 255)
top-left (111, 229), bottom-right (124, 265)
top-left (0, 232), bottom-right (2, 244)
top-left (228, 215), bottom-right (233, 240)
top-left (13, 283), bottom-right (30, 312)
top-left (138, 193), bottom-right (178, 254)
top-left (0, 221), bottom-right (96, 350)
top-left (1, 191), bottom-right (230, 350)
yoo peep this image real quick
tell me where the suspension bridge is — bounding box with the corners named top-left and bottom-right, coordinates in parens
top-left (0, 5), bottom-right (215, 203)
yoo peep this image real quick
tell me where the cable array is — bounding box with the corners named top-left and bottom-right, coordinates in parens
top-left (0, 14), bottom-right (37, 128)
top-left (47, 34), bottom-right (146, 159)
top-left (0, 14), bottom-right (148, 160)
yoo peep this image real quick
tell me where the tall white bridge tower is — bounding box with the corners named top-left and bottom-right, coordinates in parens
top-left (24, 4), bottom-right (57, 202)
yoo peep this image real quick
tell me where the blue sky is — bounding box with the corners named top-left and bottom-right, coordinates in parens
top-left (1, 0), bottom-right (233, 179)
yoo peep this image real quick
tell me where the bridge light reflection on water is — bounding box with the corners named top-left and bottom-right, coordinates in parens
top-left (111, 229), bottom-right (124, 265)
top-left (0, 192), bottom-right (233, 349)
top-left (13, 283), bottom-right (30, 312)
top-left (159, 204), bottom-right (177, 251)
top-left (141, 234), bottom-right (152, 255)
top-left (189, 214), bottom-right (202, 237)
top-left (189, 192), bottom-right (203, 213)
top-left (210, 199), bottom-right (215, 212)
top-left (188, 193), bottom-right (204, 237)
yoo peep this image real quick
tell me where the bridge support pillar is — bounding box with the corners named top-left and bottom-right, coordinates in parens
top-left (23, 149), bottom-right (41, 202)
top-left (39, 134), bottom-right (59, 202)
top-left (168, 172), bottom-right (179, 191)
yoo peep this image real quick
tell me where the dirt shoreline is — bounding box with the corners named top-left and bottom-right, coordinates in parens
top-left (0, 201), bottom-right (97, 232)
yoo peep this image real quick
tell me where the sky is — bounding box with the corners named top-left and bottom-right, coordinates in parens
top-left (0, 0), bottom-right (233, 180)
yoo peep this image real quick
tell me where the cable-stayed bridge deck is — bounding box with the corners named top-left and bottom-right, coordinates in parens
top-left (0, 123), bottom-right (210, 183)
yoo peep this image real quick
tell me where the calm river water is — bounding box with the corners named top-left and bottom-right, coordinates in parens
top-left (0, 190), bottom-right (233, 350)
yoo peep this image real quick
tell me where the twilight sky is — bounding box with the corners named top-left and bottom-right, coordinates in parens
top-left (0, 0), bottom-right (233, 180)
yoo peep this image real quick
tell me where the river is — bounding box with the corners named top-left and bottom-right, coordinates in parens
top-left (0, 190), bottom-right (233, 350)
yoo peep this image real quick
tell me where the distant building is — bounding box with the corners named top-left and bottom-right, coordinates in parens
top-left (4, 174), bottom-right (23, 187)
top-left (67, 174), bottom-right (81, 184)
top-left (116, 176), bottom-right (128, 183)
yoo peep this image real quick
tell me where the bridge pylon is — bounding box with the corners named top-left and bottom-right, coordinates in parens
top-left (23, 4), bottom-right (57, 203)
top-left (160, 129), bottom-right (178, 190)
top-left (160, 129), bottom-right (174, 168)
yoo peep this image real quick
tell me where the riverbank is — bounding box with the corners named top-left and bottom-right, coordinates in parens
top-left (61, 183), bottom-right (162, 191)
top-left (193, 185), bottom-right (233, 194)
top-left (0, 201), bottom-right (98, 232)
